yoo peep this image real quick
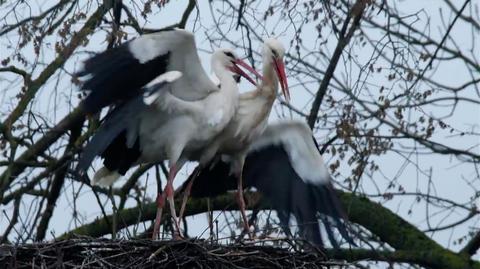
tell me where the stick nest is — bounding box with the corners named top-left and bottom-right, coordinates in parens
top-left (0, 237), bottom-right (338, 268)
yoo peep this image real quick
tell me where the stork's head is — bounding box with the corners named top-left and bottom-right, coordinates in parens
top-left (263, 38), bottom-right (286, 59)
top-left (212, 49), bottom-right (260, 86)
top-left (263, 38), bottom-right (289, 101)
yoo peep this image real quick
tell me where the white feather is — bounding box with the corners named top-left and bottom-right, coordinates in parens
top-left (137, 48), bottom-right (240, 167)
top-left (143, 92), bottom-right (161, 106)
top-left (148, 90), bottom-right (202, 115)
top-left (143, 71), bottom-right (183, 105)
top-left (128, 29), bottom-right (218, 101)
top-left (129, 37), bottom-right (161, 64)
top-left (207, 109), bottom-right (224, 126)
top-left (146, 71), bottom-right (183, 88)
top-left (249, 121), bottom-right (330, 185)
top-left (209, 73), bottom-right (220, 87)
top-left (128, 29), bottom-right (190, 64)
top-left (92, 167), bottom-right (121, 186)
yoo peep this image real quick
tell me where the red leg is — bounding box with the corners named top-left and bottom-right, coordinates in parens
top-left (236, 169), bottom-right (251, 236)
top-left (152, 192), bottom-right (166, 239)
top-left (165, 164), bottom-right (183, 239)
top-left (178, 168), bottom-right (200, 221)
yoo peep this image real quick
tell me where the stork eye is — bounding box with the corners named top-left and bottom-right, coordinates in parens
top-left (224, 51), bottom-right (235, 59)
top-left (271, 49), bottom-right (278, 58)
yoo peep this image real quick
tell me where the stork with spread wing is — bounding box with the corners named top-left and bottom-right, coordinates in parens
top-left (76, 29), bottom-right (260, 238)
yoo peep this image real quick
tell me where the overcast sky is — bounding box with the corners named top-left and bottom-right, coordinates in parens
top-left (1, 1), bottom-right (479, 263)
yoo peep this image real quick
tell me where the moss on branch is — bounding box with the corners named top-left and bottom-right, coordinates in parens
top-left (338, 192), bottom-right (479, 269)
top-left (59, 191), bottom-right (479, 268)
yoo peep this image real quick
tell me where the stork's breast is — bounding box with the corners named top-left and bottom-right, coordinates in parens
top-left (207, 109), bottom-right (224, 127)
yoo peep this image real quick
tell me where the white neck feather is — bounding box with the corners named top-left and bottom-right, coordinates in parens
top-left (212, 61), bottom-right (238, 95)
top-left (260, 56), bottom-right (279, 96)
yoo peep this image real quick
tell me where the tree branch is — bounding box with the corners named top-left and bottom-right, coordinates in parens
top-left (2, 3), bottom-right (111, 130)
top-left (0, 66), bottom-right (30, 81)
top-left (178, 0), bottom-right (196, 29)
top-left (0, 0), bottom-right (71, 36)
top-left (0, 107), bottom-right (84, 202)
top-left (59, 190), bottom-right (480, 268)
top-left (461, 231), bottom-right (480, 256)
top-left (307, 0), bottom-right (366, 128)
top-left (121, 0), bottom-right (195, 34)
top-left (59, 192), bottom-right (258, 239)
top-left (326, 248), bottom-right (478, 269)
top-left (405, 0), bottom-right (471, 92)
top-left (35, 122), bottom-right (82, 241)
top-left (338, 192), bottom-right (479, 269)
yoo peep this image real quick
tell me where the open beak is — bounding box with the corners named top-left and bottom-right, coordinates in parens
top-left (235, 59), bottom-right (263, 80)
top-left (273, 58), bottom-right (289, 101)
top-left (229, 58), bottom-right (263, 86)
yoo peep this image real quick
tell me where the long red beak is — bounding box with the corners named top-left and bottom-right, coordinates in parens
top-left (229, 59), bottom-right (263, 86)
top-left (273, 59), bottom-right (289, 101)
top-left (235, 59), bottom-right (263, 80)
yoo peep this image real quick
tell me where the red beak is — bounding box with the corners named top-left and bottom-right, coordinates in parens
top-left (235, 58), bottom-right (263, 80)
top-left (273, 59), bottom-right (289, 101)
top-left (229, 59), bottom-right (262, 86)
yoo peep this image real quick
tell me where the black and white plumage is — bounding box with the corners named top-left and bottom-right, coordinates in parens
top-left (77, 29), bottom-right (222, 114)
top-left (185, 121), bottom-right (353, 247)
top-left (76, 29), bottom-right (260, 238)
top-left (177, 38), bottom-right (289, 234)
top-left (77, 72), bottom-right (181, 179)
top-left (80, 48), bottom-right (257, 186)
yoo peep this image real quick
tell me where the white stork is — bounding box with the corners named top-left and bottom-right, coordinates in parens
top-left (76, 29), bottom-right (260, 238)
top-left (184, 121), bottom-right (354, 247)
top-left (178, 38), bottom-right (289, 233)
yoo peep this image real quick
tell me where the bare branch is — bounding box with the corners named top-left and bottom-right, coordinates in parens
top-left (307, 0), bottom-right (368, 128)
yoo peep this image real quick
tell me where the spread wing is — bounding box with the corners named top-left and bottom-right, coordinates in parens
top-left (76, 74), bottom-right (181, 174)
top-left (76, 97), bottom-right (144, 174)
top-left (77, 29), bottom-right (217, 113)
top-left (187, 121), bottom-right (354, 248)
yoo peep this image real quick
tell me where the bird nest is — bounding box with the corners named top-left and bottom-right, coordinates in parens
top-left (0, 237), bottom-right (340, 268)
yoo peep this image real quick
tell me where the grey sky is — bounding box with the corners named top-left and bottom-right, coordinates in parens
top-left (0, 1), bottom-right (479, 264)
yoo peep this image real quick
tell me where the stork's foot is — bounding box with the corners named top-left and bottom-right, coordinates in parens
top-left (235, 225), bottom-right (257, 243)
top-left (172, 229), bottom-right (184, 240)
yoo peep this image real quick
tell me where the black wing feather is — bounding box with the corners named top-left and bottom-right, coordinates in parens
top-left (77, 42), bottom-right (170, 113)
top-left (76, 97), bottom-right (144, 174)
top-left (187, 161), bottom-right (236, 198)
top-left (101, 130), bottom-right (141, 175)
top-left (76, 75), bottom-right (180, 175)
top-left (244, 146), bottom-right (325, 246)
top-left (188, 144), bottom-right (353, 247)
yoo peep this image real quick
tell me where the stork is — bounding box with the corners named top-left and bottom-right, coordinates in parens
top-left (76, 29), bottom-right (257, 114)
top-left (184, 121), bottom-right (354, 247)
top-left (76, 29), bottom-right (260, 238)
top-left (178, 38), bottom-right (289, 234)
